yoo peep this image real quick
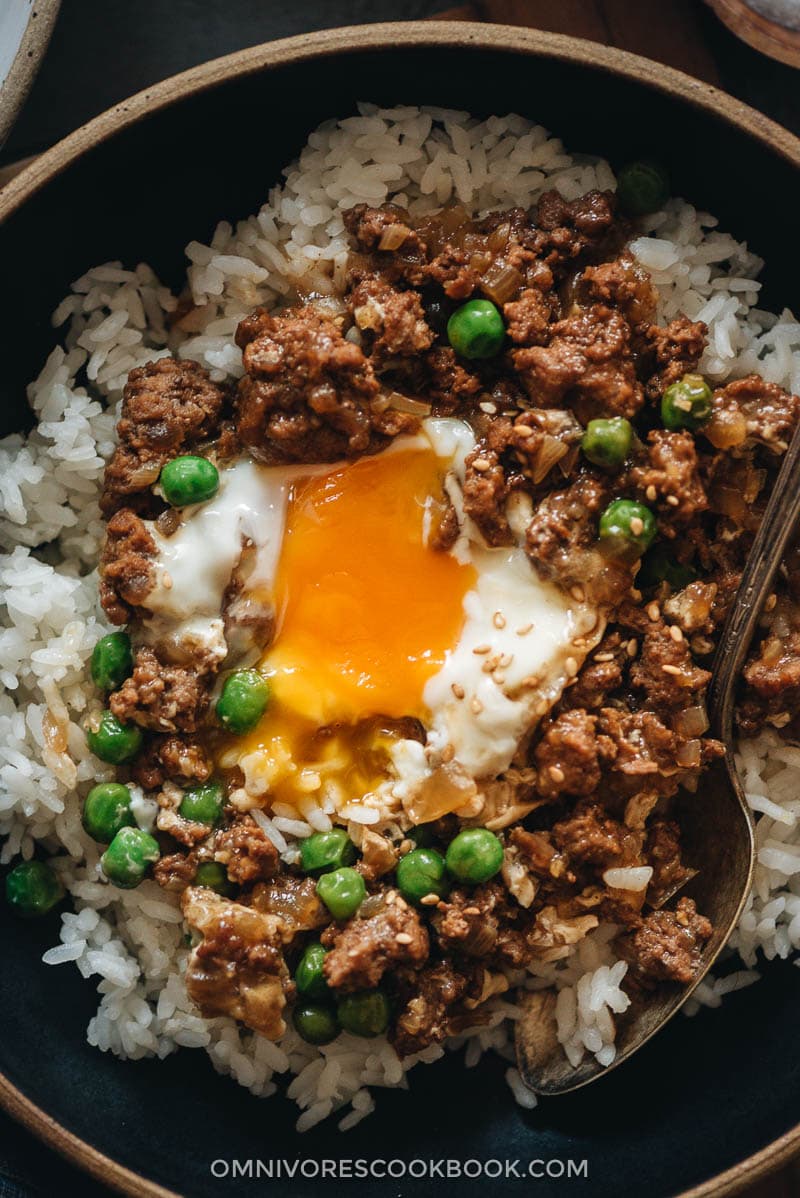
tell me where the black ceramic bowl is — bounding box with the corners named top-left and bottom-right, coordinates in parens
top-left (1, 22), bottom-right (798, 1198)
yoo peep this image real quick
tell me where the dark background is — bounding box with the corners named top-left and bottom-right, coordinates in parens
top-left (1, 2), bottom-right (798, 1196)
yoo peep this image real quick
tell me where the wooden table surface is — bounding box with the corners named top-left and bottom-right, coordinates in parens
top-left (0, 2), bottom-right (797, 1196)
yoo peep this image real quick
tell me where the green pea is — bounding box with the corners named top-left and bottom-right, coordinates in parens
top-left (194, 861), bottom-right (234, 896)
top-left (638, 543), bottom-right (698, 591)
top-left (445, 827), bottom-right (504, 884)
top-left (616, 159), bottom-right (670, 215)
top-left (5, 860), bottom-right (64, 918)
top-left (661, 372), bottom-right (713, 431)
top-left (82, 782), bottom-right (135, 844)
top-left (90, 632), bottom-right (133, 692)
top-left (447, 299), bottom-right (505, 360)
top-left (101, 827), bottom-right (160, 889)
top-left (159, 455), bottom-right (219, 507)
top-left (581, 417), bottom-right (632, 471)
top-left (598, 498), bottom-right (657, 558)
top-left (316, 867), bottom-right (366, 920)
top-left (85, 710), bottom-right (142, 764)
top-left (178, 780), bottom-right (224, 826)
top-left (292, 1002), bottom-right (339, 1046)
top-left (215, 669), bottom-right (270, 735)
top-left (337, 990), bottom-right (390, 1038)
top-left (396, 847), bottom-right (449, 904)
top-left (295, 941), bottom-right (331, 1001)
top-left (300, 828), bottom-right (356, 876)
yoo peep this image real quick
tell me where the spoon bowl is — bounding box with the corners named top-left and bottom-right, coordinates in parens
top-left (516, 753), bottom-right (754, 1094)
top-left (516, 418), bottom-right (800, 1095)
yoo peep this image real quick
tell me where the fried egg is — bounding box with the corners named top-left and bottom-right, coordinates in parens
top-left (140, 418), bottom-right (602, 822)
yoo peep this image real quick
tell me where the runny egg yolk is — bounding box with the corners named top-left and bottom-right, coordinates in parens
top-left (223, 443), bottom-right (476, 810)
top-left (266, 443), bottom-right (475, 725)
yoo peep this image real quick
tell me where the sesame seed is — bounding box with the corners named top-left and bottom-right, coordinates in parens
top-left (493, 611), bottom-right (507, 630)
top-left (451, 682), bottom-right (465, 700)
top-left (669, 625), bottom-right (683, 642)
top-left (647, 602), bottom-right (660, 621)
top-left (570, 584), bottom-right (585, 602)
top-left (472, 457), bottom-right (491, 473)
top-left (498, 653), bottom-right (513, 668)
top-left (385, 890), bottom-right (397, 904)
top-left (627, 639), bottom-right (638, 657)
top-left (162, 572), bottom-right (173, 590)
top-left (394, 896), bottom-right (409, 911)
top-left (470, 697), bottom-right (484, 715)
top-left (473, 644), bottom-right (491, 655)
top-left (479, 401), bottom-right (498, 415)
top-left (565, 656), bottom-right (579, 677)
top-left (549, 765), bottom-right (565, 783)
top-left (518, 425), bottom-right (536, 438)
top-left (535, 699), bottom-right (549, 716)
top-left (662, 664), bottom-right (682, 675)
top-left (420, 893), bottom-right (440, 906)
top-left (516, 623), bottom-right (533, 636)
top-left (463, 907), bottom-right (481, 917)
top-left (395, 932), bottom-right (413, 945)
top-left (766, 593), bottom-right (777, 611)
top-left (441, 743), bottom-right (455, 763)
top-left (630, 516), bottom-right (644, 537)
top-left (666, 494), bottom-right (680, 507)
top-left (521, 674), bottom-right (541, 688)
top-left (493, 671), bottom-right (506, 685)
top-left (646, 485), bottom-right (657, 502)
top-left (594, 652), bottom-right (614, 662)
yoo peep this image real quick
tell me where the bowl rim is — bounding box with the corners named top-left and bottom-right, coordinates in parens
top-left (0, 0), bottom-right (61, 148)
top-left (0, 19), bottom-right (798, 1198)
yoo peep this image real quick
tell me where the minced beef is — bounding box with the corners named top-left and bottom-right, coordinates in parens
top-left (100, 509), bottom-right (157, 625)
top-left (619, 897), bottom-right (712, 985)
top-left (642, 317), bottom-right (707, 400)
top-left (235, 305), bottom-right (417, 463)
top-left (212, 817), bottom-right (281, 885)
top-left (322, 895), bottom-right (429, 991)
top-left (102, 358), bottom-right (227, 516)
top-left (627, 429), bottom-right (708, 525)
top-left (109, 645), bottom-right (211, 734)
top-left (512, 304), bottom-right (643, 423)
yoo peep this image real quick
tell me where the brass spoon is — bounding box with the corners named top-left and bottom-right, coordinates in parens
top-left (516, 421), bottom-right (800, 1096)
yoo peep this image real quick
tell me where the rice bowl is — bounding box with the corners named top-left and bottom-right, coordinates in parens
top-left (0, 90), bottom-right (798, 1146)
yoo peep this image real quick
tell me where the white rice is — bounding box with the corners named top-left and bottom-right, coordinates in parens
top-left (1, 104), bottom-right (799, 1130)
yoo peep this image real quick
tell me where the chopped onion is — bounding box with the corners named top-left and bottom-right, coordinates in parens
top-left (705, 407), bottom-right (747, 449)
top-left (531, 434), bottom-right (567, 484)
top-left (378, 224), bottom-right (410, 251)
top-left (130, 461), bottom-right (161, 486)
top-left (384, 390), bottom-right (432, 416)
top-left (480, 260), bottom-right (523, 306)
top-left (403, 761), bottom-right (477, 824)
top-left (488, 222), bottom-right (511, 253)
top-left (673, 703), bottom-right (709, 737)
top-left (675, 738), bottom-right (702, 768)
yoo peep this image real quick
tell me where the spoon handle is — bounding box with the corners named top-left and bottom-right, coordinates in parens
top-left (707, 421), bottom-right (800, 740)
